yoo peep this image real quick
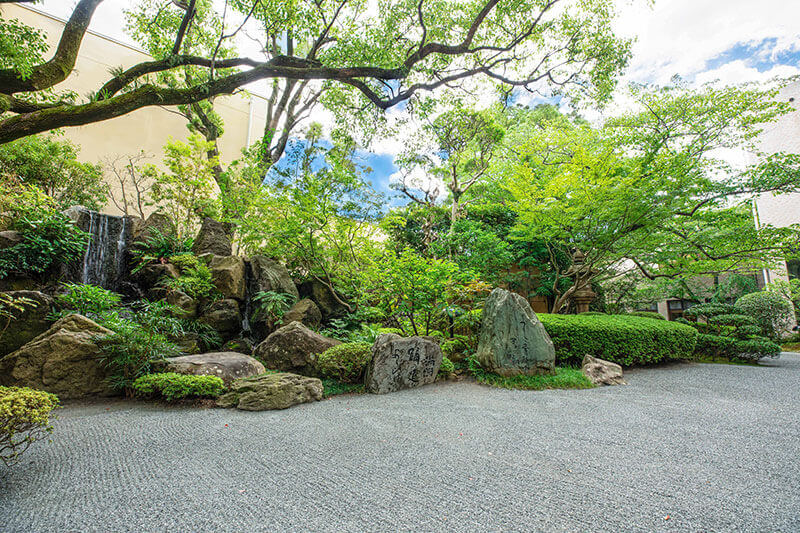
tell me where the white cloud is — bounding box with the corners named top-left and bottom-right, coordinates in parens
top-left (614, 0), bottom-right (800, 85)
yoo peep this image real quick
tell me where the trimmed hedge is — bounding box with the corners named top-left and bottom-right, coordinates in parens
top-left (539, 314), bottom-right (698, 366)
top-left (132, 373), bottom-right (225, 401)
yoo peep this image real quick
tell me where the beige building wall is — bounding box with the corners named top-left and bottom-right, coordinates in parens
top-left (754, 80), bottom-right (800, 286)
top-left (2, 4), bottom-right (268, 216)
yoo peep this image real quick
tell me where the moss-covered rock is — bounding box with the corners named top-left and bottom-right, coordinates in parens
top-left (217, 372), bottom-right (323, 410)
top-left (253, 321), bottom-right (339, 375)
top-left (0, 314), bottom-right (114, 399)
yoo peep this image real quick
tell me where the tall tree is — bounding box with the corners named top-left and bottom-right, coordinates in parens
top-left (0, 0), bottom-right (632, 144)
top-left (506, 82), bottom-right (800, 313)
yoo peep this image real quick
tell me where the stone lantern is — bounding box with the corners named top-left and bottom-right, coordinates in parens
top-left (568, 250), bottom-right (597, 313)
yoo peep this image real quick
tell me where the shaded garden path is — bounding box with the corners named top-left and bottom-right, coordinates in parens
top-left (3, 355), bottom-right (800, 532)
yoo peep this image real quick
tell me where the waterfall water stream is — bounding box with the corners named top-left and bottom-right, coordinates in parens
top-left (67, 208), bottom-right (131, 291)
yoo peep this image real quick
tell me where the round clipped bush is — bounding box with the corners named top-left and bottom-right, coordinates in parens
top-left (315, 342), bottom-right (373, 383)
top-left (1, 386), bottom-right (60, 467)
top-left (735, 291), bottom-right (794, 340)
top-left (539, 314), bottom-right (698, 366)
top-left (132, 373), bottom-right (225, 402)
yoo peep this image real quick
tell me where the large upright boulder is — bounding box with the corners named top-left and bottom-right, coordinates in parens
top-left (253, 321), bottom-right (339, 375)
top-left (193, 218), bottom-right (232, 256)
top-left (365, 334), bottom-right (443, 394)
top-left (217, 372), bottom-right (323, 411)
top-left (0, 291), bottom-right (54, 357)
top-left (163, 352), bottom-right (265, 386)
top-left (132, 212), bottom-right (176, 241)
top-left (282, 298), bottom-right (322, 329)
top-left (0, 314), bottom-right (114, 398)
top-left (475, 288), bottom-right (555, 377)
top-left (209, 255), bottom-right (246, 300)
top-left (248, 256), bottom-right (298, 299)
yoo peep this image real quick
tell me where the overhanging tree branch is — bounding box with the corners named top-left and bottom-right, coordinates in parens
top-left (0, 0), bottom-right (104, 93)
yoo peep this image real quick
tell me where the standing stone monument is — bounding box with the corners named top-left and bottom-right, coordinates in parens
top-left (365, 334), bottom-right (443, 394)
top-left (475, 288), bottom-right (555, 376)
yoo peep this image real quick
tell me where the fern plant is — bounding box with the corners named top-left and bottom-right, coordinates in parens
top-left (251, 291), bottom-right (295, 327)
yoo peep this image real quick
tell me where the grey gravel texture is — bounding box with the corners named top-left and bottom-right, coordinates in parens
top-left (2, 354), bottom-right (800, 532)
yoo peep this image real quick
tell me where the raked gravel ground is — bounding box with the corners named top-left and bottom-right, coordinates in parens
top-left (2, 354), bottom-right (800, 532)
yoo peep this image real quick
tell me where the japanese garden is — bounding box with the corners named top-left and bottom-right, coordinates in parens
top-left (1, 0), bottom-right (800, 531)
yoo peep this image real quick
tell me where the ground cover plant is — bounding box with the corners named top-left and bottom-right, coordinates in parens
top-left (468, 361), bottom-right (594, 391)
top-left (132, 373), bottom-right (225, 402)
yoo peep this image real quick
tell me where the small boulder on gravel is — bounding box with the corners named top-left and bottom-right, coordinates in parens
top-left (365, 334), bottom-right (443, 394)
top-left (253, 321), bottom-right (340, 375)
top-left (217, 372), bottom-right (323, 410)
top-left (581, 355), bottom-right (625, 386)
top-left (474, 288), bottom-right (555, 377)
top-left (164, 352), bottom-right (265, 386)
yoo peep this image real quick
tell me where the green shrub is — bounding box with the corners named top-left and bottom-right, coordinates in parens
top-left (438, 356), bottom-right (455, 376)
top-left (131, 228), bottom-right (191, 273)
top-left (440, 334), bottom-right (474, 361)
top-left (168, 253), bottom-right (201, 273)
top-left (735, 291), bottom-right (794, 340)
top-left (132, 373), bottom-right (225, 402)
top-left (160, 263), bottom-right (218, 300)
top-left (377, 327), bottom-right (403, 336)
top-left (54, 283), bottom-right (122, 318)
top-left (539, 314), bottom-right (698, 366)
top-left (0, 212), bottom-right (89, 279)
top-left (578, 311), bottom-right (607, 316)
top-left (95, 322), bottom-right (182, 396)
top-left (0, 386), bottom-right (59, 466)
top-left (684, 302), bottom-right (781, 362)
top-left (626, 311), bottom-right (665, 320)
top-left (346, 323), bottom-right (381, 344)
top-left (315, 342), bottom-right (372, 383)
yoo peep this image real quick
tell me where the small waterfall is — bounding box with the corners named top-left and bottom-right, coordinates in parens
top-left (241, 261), bottom-right (253, 336)
top-left (66, 207), bottom-right (131, 291)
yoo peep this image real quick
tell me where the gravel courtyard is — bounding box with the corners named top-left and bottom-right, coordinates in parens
top-left (2, 355), bottom-right (800, 533)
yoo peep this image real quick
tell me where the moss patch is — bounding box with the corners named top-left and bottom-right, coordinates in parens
top-left (322, 379), bottom-right (365, 398)
top-left (472, 366), bottom-right (594, 391)
top-left (781, 342), bottom-right (800, 353)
